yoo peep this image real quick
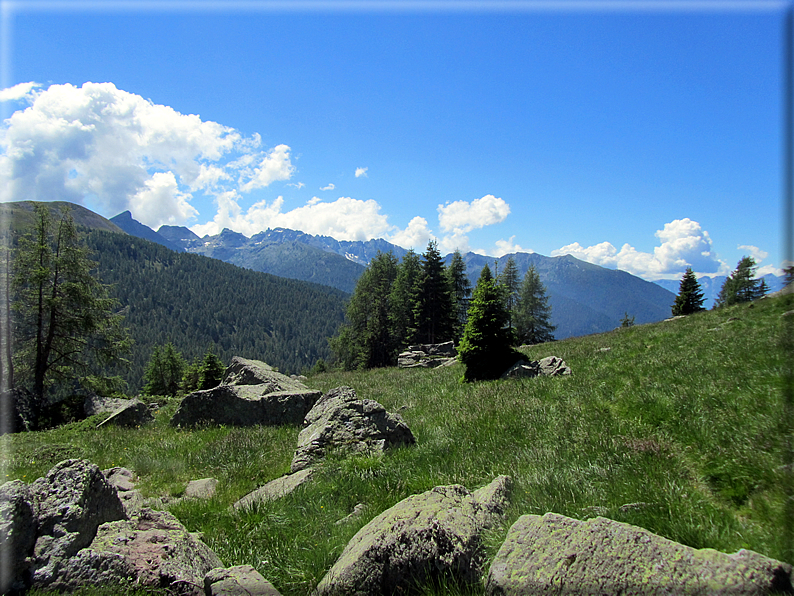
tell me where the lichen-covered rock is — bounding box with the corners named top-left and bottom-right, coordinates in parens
top-left (71, 507), bottom-right (224, 595)
top-left (223, 356), bottom-right (305, 389)
top-left (103, 467), bottom-right (144, 516)
top-left (0, 480), bottom-right (36, 593)
top-left (233, 469), bottom-right (314, 511)
top-left (205, 565), bottom-right (282, 595)
top-left (485, 513), bottom-right (793, 596)
top-left (537, 356), bottom-right (571, 376)
top-left (170, 383), bottom-right (321, 428)
top-left (291, 387), bottom-right (415, 473)
top-left (28, 459), bottom-right (126, 588)
top-left (313, 475), bottom-right (512, 596)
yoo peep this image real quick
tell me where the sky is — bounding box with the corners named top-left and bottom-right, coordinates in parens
top-left (0, 0), bottom-right (788, 281)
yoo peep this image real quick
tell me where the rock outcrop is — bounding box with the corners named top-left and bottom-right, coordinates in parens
top-left (170, 357), bottom-right (321, 428)
top-left (96, 398), bottom-right (154, 428)
top-left (485, 512), bottom-right (793, 596)
top-left (314, 475), bottom-right (512, 596)
top-left (291, 386), bottom-right (415, 473)
top-left (501, 356), bottom-right (572, 379)
top-left (205, 565), bottom-right (282, 595)
top-left (398, 341), bottom-right (457, 369)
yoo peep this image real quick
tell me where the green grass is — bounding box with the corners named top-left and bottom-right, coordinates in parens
top-left (4, 293), bottom-right (793, 595)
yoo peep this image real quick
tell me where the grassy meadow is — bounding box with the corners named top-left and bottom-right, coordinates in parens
top-left (5, 291), bottom-right (794, 595)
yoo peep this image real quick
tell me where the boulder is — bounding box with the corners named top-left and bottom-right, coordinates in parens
top-left (61, 507), bottom-right (223, 595)
top-left (223, 356), bottom-right (303, 389)
top-left (205, 565), bottom-right (282, 595)
top-left (537, 356), bottom-right (571, 376)
top-left (83, 394), bottom-right (132, 417)
top-left (501, 356), bottom-right (571, 379)
top-left (27, 459), bottom-right (126, 588)
top-left (103, 467), bottom-right (144, 516)
top-left (314, 475), bottom-right (512, 596)
top-left (485, 513), bottom-right (793, 596)
top-left (501, 360), bottom-right (540, 379)
top-left (407, 342), bottom-right (456, 357)
top-left (233, 469), bottom-right (314, 511)
top-left (171, 383), bottom-right (321, 428)
top-left (96, 399), bottom-right (154, 428)
top-left (185, 477), bottom-right (219, 500)
top-left (291, 387), bottom-right (415, 473)
top-left (0, 480), bottom-right (36, 593)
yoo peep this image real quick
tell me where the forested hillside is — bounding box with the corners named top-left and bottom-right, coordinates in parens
top-left (85, 231), bottom-right (348, 392)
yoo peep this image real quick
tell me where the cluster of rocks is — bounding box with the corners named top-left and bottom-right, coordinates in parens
top-left (501, 355), bottom-right (572, 379)
top-left (397, 341), bottom-right (457, 369)
top-left (0, 458), bottom-right (280, 595)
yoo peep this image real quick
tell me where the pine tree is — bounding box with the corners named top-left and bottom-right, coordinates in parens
top-left (143, 342), bottom-right (186, 396)
top-left (513, 265), bottom-right (556, 345)
top-left (389, 250), bottom-right (422, 348)
top-left (330, 251), bottom-right (399, 369)
top-left (198, 350), bottom-right (225, 390)
top-left (714, 257), bottom-right (767, 308)
top-left (671, 267), bottom-right (706, 316)
top-left (413, 241), bottom-right (456, 345)
top-left (446, 249), bottom-right (471, 341)
top-left (457, 265), bottom-right (521, 382)
top-left (497, 256), bottom-right (520, 329)
top-left (12, 205), bottom-right (130, 422)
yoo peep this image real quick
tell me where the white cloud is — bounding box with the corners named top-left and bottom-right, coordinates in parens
top-left (0, 82), bottom-right (40, 102)
top-left (355, 167), bottom-right (368, 178)
top-left (307, 196), bottom-right (322, 206)
top-left (287, 181), bottom-right (306, 189)
top-left (320, 183), bottom-right (335, 191)
top-left (0, 81), bottom-right (296, 229)
top-left (388, 216), bottom-right (432, 250)
top-left (492, 236), bottom-right (532, 257)
top-left (737, 244), bottom-right (769, 263)
top-left (438, 195), bottom-right (510, 235)
top-left (551, 218), bottom-right (726, 279)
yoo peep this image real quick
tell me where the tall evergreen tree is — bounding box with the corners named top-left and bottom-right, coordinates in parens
top-left (389, 250), bottom-right (422, 348)
top-left (457, 265), bottom-right (520, 382)
top-left (714, 256), bottom-right (767, 308)
top-left (143, 342), bottom-right (186, 396)
top-left (497, 256), bottom-right (520, 329)
top-left (413, 241), bottom-right (456, 345)
top-left (198, 350), bottom-right (225, 390)
top-left (12, 205), bottom-right (130, 420)
top-left (330, 251), bottom-right (399, 369)
top-left (446, 249), bottom-right (472, 341)
top-left (671, 267), bottom-right (706, 316)
top-left (513, 265), bottom-right (556, 345)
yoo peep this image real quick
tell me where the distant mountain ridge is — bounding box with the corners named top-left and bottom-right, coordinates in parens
top-left (110, 211), bottom-right (184, 253)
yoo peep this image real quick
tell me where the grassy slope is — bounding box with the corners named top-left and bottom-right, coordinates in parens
top-left (4, 292), bottom-right (793, 595)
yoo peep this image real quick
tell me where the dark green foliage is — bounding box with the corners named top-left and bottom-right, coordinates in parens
top-left (714, 257), bottom-right (767, 308)
top-left (182, 356), bottom-right (202, 393)
top-left (457, 265), bottom-right (521, 382)
top-left (143, 343), bottom-right (186, 397)
top-left (330, 252), bottom-right (399, 370)
top-left (620, 312), bottom-right (636, 327)
top-left (198, 350), bottom-right (225, 390)
top-left (83, 230), bottom-right (347, 391)
top-left (389, 250), bottom-right (422, 347)
top-left (12, 205), bottom-right (131, 423)
top-left (513, 265), bottom-right (556, 345)
top-left (413, 241), bottom-right (456, 345)
top-left (671, 268), bottom-right (706, 316)
top-left (446, 249), bottom-right (471, 340)
top-left (497, 256), bottom-right (520, 329)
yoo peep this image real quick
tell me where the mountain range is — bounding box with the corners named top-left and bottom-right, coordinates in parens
top-left (111, 211), bottom-right (681, 339)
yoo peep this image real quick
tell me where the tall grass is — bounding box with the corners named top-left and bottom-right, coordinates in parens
top-left (4, 293), bottom-right (792, 595)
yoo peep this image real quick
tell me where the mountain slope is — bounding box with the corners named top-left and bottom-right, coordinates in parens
top-left (0, 201), bottom-right (125, 236)
top-left (110, 211), bottom-right (184, 252)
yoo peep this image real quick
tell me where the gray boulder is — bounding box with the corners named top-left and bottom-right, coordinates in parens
top-left (0, 480), bottom-right (36, 593)
top-left (62, 507), bottom-right (223, 595)
top-left (103, 467), bottom-right (145, 516)
top-left (185, 477), bottom-right (219, 500)
top-left (501, 356), bottom-right (571, 379)
top-left (233, 468), bottom-right (314, 511)
top-left (28, 459), bottom-right (126, 588)
top-left (83, 394), bottom-right (132, 417)
top-left (205, 565), bottom-right (282, 595)
top-left (485, 513), bottom-right (792, 596)
top-left (96, 398), bottom-right (154, 428)
top-left (313, 475), bottom-right (512, 596)
top-left (223, 356), bottom-right (302, 389)
top-left (537, 356), bottom-right (571, 376)
top-left (291, 387), bottom-right (415, 473)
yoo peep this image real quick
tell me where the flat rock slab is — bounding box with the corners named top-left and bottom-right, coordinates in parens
top-left (485, 513), bottom-right (793, 596)
top-left (96, 399), bottom-right (154, 428)
top-left (291, 386), bottom-right (415, 473)
top-left (223, 356), bottom-right (307, 391)
top-left (205, 565), bottom-right (282, 595)
top-left (233, 469), bottom-right (314, 511)
top-left (314, 475), bottom-right (512, 596)
top-left (185, 478), bottom-right (218, 499)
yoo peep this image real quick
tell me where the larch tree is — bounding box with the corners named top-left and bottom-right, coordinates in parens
top-left (12, 204), bottom-right (130, 422)
top-left (143, 342), bottom-right (186, 397)
top-left (513, 265), bottom-right (556, 345)
top-left (457, 264), bottom-right (521, 382)
top-left (714, 256), bottom-right (767, 308)
top-left (671, 267), bottom-right (706, 316)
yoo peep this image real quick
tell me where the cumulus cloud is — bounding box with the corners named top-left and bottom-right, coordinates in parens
top-left (492, 236), bottom-right (532, 257)
top-left (438, 195), bottom-right (510, 235)
top-left (388, 216), bottom-right (432, 250)
top-left (0, 81), bottom-right (296, 229)
top-left (551, 218), bottom-right (725, 279)
top-left (0, 82), bottom-right (40, 102)
top-left (737, 244), bottom-right (768, 263)
top-left (355, 167), bottom-right (368, 178)
top-left (320, 183), bottom-right (335, 191)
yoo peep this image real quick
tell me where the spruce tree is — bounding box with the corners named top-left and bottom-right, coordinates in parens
top-left (671, 268), bottom-right (706, 316)
top-left (413, 241), bottom-right (456, 345)
top-left (497, 256), bottom-right (520, 329)
top-left (389, 250), bottom-right (422, 348)
top-left (143, 342), bottom-right (186, 396)
top-left (513, 265), bottom-right (556, 345)
top-left (12, 205), bottom-right (130, 420)
top-left (714, 257), bottom-right (767, 308)
top-left (457, 264), bottom-right (521, 382)
top-left (198, 350), bottom-right (225, 390)
top-left (446, 249), bottom-right (471, 341)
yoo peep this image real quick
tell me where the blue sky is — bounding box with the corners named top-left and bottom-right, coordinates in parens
top-left (0, 0), bottom-right (787, 281)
